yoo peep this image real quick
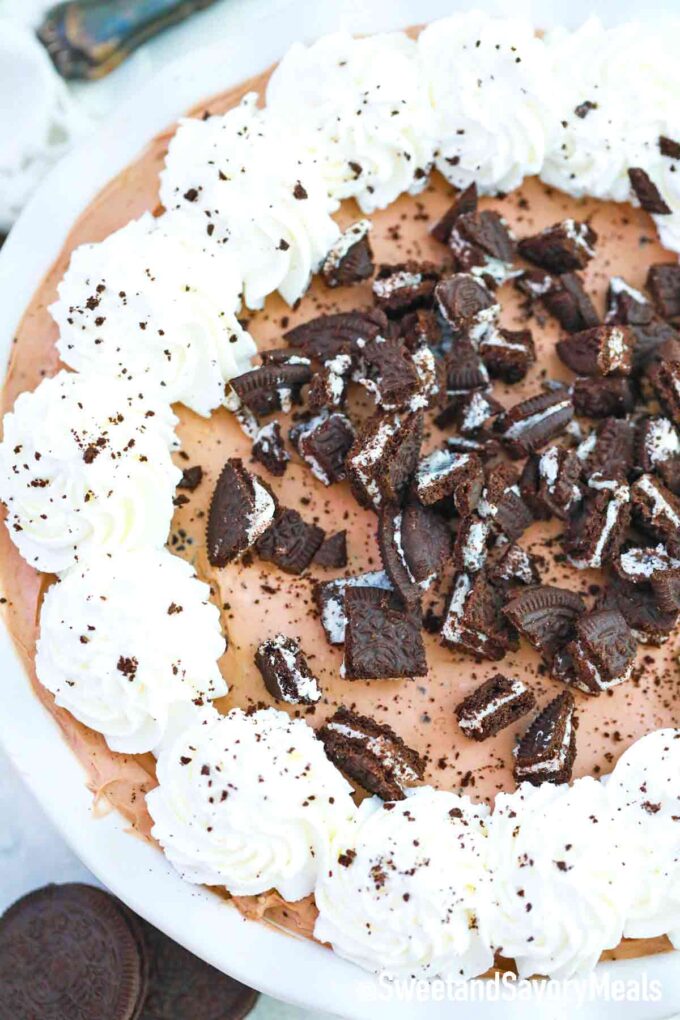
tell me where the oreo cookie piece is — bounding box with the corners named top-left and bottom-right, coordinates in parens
top-left (226, 356), bottom-right (312, 435)
top-left (598, 574), bottom-right (678, 645)
top-left (372, 261), bottom-right (440, 316)
top-left (440, 570), bottom-right (518, 661)
top-left (519, 445), bottom-right (583, 521)
top-left (255, 634), bottom-right (322, 704)
top-left (414, 448), bottom-right (484, 513)
top-left (557, 325), bottom-right (634, 377)
top-left (518, 219), bottom-right (597, 273)
top-left (322, 220), bottom-right (374, 287)
top-left (575, 418), bottom-right (634, 485)
top-left (564, 483), bottom-right (631, 569)
top-left (635, 416), bottom-right (680, 473)
top-left (454, 390), bottom-right (504, 436)
top-left (606, 276), bottom-right (652, 326)
top-left (255, 507), bottom-right (325, 574)
top-left (572, 376), bottom-right (635, 418)
top-left (251, 421), bottom-right (289, 477)
top-left (476, 462), bottom-right (534, 541)
top-left (291, 411), bottom-right (355, 485)
top-left (646, 360), bottom-right (680, 426)
top-left (399, 308), bottom-right (442, 351)
top-left (314, 570), bottom-right (394, 646)
top-left (343, 587), bottom-right (427, 679)
top-left (503, 585), bottom-right (585, 662)
top-left (442, 338), bottom-right (490, 395)
top-left (448, 210), bottom-right (517, 288)
top-left (430, 182), bottom-right (479, 244)
top-left (646, 263), bottom-right (680, 320)
top-left (284, 308), bottom-right (388, 363)
top-left (544, 272), bottom-right (600, 333)
top-left (628, 168), bottom-right (672, 215)
top-left (354, 335), bottom-right (422, 410)
top-left (631, 474), bottom-right (680, 548)
top-left (0, 884), bottom-right (147, 1020)
top-left (319, 706), bottom-right (425, 800)
top-left (346, 410), bottom-right (423, 511)
top-left (177, 465), bottom-right (203, 491)
top-left (314, 530), bottom-right (348, 569)
top-left (558, 608), bottom-right (637, 694)
top-left (513, 691), bottom-right (577, 786)
top-left (455, 673), bottom-right (536, 741)
top-left (495, 389), bottom-right (574, 459)
top-left (453, 515), bottom-right (491, 574)
top-left (487, 541), bottom-right (541, 588)
top-left (479, 327), bottom-right (536, 383)
top-left (307, 353), bottom-right (352, 411)
top-left (434, 273), bottom-right (499, 342)
top-left (138, 916), bottom-right (258, 1020)
top-left (615, 542), bottom-right (680, 584)
top-left (207, 459), bottom-right (277, 567)
top-left (379, 501), bottom-right (451, 605)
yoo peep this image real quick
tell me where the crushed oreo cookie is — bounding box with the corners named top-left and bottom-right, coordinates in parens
top-left (207, 459), bottom-right (277, 567)
top-left (513, 691), bottom-right (577, 786)
top-left (252, 421), bottom-right (290, 477)
top-left (518, 219), bottom-right (597, 274)
top-left (322, 220), bottom-right (374, 287)
top-left (255, 634), bottom-right (322, 704)
top-left (343, 587), bottom-right (427, 679)
top-left (456, 673), bottom-right (536, 741)
top-left (256, 507), bottom-right (325, 574)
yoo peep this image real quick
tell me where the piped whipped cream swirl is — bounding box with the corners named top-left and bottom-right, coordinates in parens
top-left (607, 728), bottom-right (680, 945)
top-left (0, 370), bottom-right (180, 574)
top-left (485, 778), bottom-right (631, 978)
top-left (266, 31), bottom-right (435, 212)
top-left (148, 707), bottom-right (356, 901)
top-left (50, 212), bottom-right (256, 418)
top-left (35, 549), bottom-right (227, 754)
top-left (159, 93), bottom-right (339, 309)
top-left (418, 12), bottom-right (559, 195)
top-left (314, 787), bottom-right (493, 981)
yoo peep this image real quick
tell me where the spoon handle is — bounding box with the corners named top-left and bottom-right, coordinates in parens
top-left (37, 0), bottom-right (218, 81)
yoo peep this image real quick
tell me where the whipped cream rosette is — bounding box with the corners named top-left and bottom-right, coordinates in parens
top-left (147, 707), bottom-right (356, 901)
top-left (35, 549), bottom-right (227, 754)
top-left (266, 32), bottom-right (435, 212)
top-left (50, 212), bottom-right (256, 418)
top-left (607, 729), bottom-right (680, 945)
top-left (418, 11), bottom-right (559, 195)
top-left (0, 370), bottom-right (180, 574)
top-left (485, 778), bottom-right (631, 978)
top-left (159, 93), bottom-right (339, 310)
top-left (314, 787), bottom-right (493, 981)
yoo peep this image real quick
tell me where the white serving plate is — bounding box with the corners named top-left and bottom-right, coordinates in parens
top-left (1, 1), bottom-right (679, 1016)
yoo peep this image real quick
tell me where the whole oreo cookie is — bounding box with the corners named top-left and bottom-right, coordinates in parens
top-left (0, 883), bottom-right (148, 1020)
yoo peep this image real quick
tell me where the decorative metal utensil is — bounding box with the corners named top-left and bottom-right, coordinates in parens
top-left (37, 0), bottom-right (218, 80)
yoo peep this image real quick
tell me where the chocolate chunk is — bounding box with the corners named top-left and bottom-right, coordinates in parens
top-left (251, 421), bottom-right (289, 477)
top-left (544, 273), bottom-right (600, 333)
top-left (226, 358), bottom-right (312, 434)
top-left (635, 416), bottom-right (680, 473)
top-left (319, 707), bottom-right (425, 800)
top-left (453, 515), bottom-right (491, 574)
top-left (598, 574), bottom-right (677, 645)
top-left (496, 389), bottom-right (574, 459)
top-left (628, 168), bottom-right (671, 215)
top-left (572, 377), bottom-right (635, 418)
top-left (646, 263), bottom-right (680, 320)
top-left (372, 261), bottom-right (440, 316)
top-left (448, 210), bottom-right (517, 288)
top-left (434, 273), bottom-right (499, 341)
top-left (314, 530), bottom-right (348, 569)
top-left (456, 673), bottom-right (536, 741)
top-left (564, 483), bottom-right (631, 569)
top-left (430, 183), bottom-right (478, 244)
top-left (557, 325), bottom-right (634, 377)
top-left (322, 220), bottom-right (374, 287)
top-left (479, 327), bottom-right (536, 383)
top-left (255, 507), bottom-right (325, 574)
top-left (379, 501), bottom-right (451, 605)
top-left (455, 390), bottom-right (504, 436)
top-left (343, 587), bottom-right (427, 679)
top-left (513, 692), bottom-right (577, 786)
top-left (307, 353), bottom-right (352, 411)
top-left (518, 219), bottom-right (597, 273)
top-left (576, 418), bottom-right (634, 485)
top-left (560, 609), bottom-right (636, 694)
top-left (487, 541), bottom-right (540, 588)
top-left (314, 571), bottom-right (393, 646)
top-left (284, 308), bottom-right (388, 362)
top-left (0, 884), bottom-right (148, 1020)
top-left (503, 585), bottom-right (585, 661)
top-left (346, 410), bottom-right (423, 511)
top-left (442, 339), bottom-right (490, 394)
top-left (478, 462), bottom-right (534, 540)
top-left (290, 411), bottom-right (355, 485)
top-left (177, 464), bottom-right (203, 491)
top-left (631, 474), bottom-right (680, 548)
top-left (207, 459), bottom-right (277, 567)
top-left (520, 445), bottom-right (583, 521)
top-left (255, 634), bottom-right (322, 704)
top-left (415, 448), bottom-right (483, 513)
top-left (441, 570), bottom-right (518, 660)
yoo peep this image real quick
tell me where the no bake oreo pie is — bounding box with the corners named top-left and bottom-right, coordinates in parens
top-left (2, 10), bottom-right (680, 987)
